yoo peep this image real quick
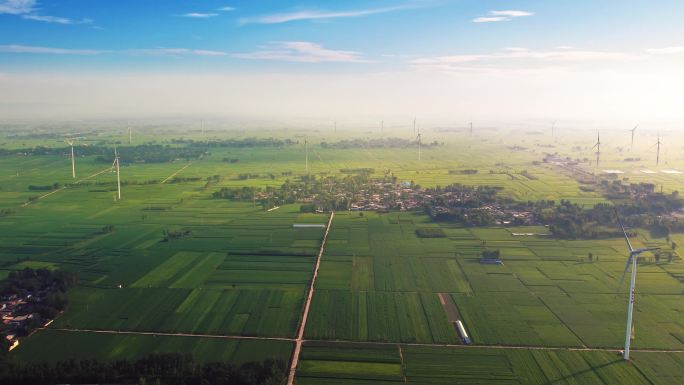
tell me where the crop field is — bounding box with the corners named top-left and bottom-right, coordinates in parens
top-left (0, 126), bottom-right (682, 383)
top-left (297, 342), bottom-right (683, 385)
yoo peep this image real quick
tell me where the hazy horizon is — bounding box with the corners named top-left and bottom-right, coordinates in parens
top-left (2, 0), bottom-right (684, 124)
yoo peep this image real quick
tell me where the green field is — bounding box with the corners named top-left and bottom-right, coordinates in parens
top-left (1, 125), bottom-right (682, 383)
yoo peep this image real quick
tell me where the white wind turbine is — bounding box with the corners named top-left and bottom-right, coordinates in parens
top-left (65, 139), bottom-right (76, 179)
top-left (615, 210), bottom-right (659, 360)
top-left (112, 147), bottom-right (121, 200)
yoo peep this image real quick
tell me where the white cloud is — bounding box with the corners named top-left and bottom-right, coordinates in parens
top-left (217, 6), bottom-right (235, 12)
top-left (0, 44), bottom-right (104, 55)
top-left (232, 41), bottom-right (372, 63)
top-left (473, 9), bottom-right (533, 23)
top-left (411, 47), bottom-right (637, 72)
top-left (239, 4), bottom-right (415, 25)
top-left (127, 48), bottom-right (227, 57)
top-left (473, 17), bottom-right (507, 23)
top-left (490, 10), bottom-right (534, 18)
top-left (180, 12), bottom-right (218, 18)
top-left (1, 0), bottom-right (92, 24)
top-left (646, 46), bottom-right (684, 55)
top-left (0, 0), bottom-right (35, 15)
top-left (22, 14), bottom-right (91, 24)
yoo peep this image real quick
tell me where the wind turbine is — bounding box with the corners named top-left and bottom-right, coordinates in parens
top-left (413, 117), bottom-right (417, 135)
top-left (592, 130), bottom-right (601, 167)
top-left (65, 139), bottom-right (76, 178)
top-left (304, 138), bottom-right (309, 174)
top-left (127, 122), bottom-right (132, 144)
top-left (112, 147), bottom-right (121, 200)
top-left (615, 210), bottom-right (659, 360)
top-left (416, 132), bottom-right (422, 161)
top-left (652, 133), bottom-right (662, 166)
top-left (629, 125), bottom-right (638, 151)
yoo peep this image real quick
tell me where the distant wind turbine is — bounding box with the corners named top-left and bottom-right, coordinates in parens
top-left (127, 122), bottom-right (132, 144)
top-left (65, 139), bottom-right (76, 179)
top-left (305, 138), bottom-right (309, 174)
top-left (112, 147), bottom-right (121, 200)
top-left (615, 209), bottom-right (659, 360)
top-left (592, 130), bottom-right (601, 167)
top-left (629, 125), bottom-right (638, 151)
top-left (651, 133), bottom-right (662, 166)
top-left (416, 132), bottom-right (422, 161)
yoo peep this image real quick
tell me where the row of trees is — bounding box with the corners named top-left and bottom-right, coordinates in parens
top-left (320, 137), bottom-right (442, 149)
top-left (0, 354), bottom-right (286, 385)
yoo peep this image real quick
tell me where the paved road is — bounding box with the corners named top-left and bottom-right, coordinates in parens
top-left (287, 211), bottom-right (335, 385)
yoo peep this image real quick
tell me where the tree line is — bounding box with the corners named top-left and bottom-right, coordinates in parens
top-left (0, 353), bottom-right (286, 385)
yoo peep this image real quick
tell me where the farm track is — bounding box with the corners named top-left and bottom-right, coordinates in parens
top-left (287, 211), bottom-right (335, 385)
top-left (160, 162), bottom-right (192, 184)
top-left (39, 327), bottom-right (684, 354)
top-left (20, 167), bottom-right (112, 207)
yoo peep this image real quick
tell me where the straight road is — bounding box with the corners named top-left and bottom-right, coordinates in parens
top-left (287, 211), bottom-right (335, 385)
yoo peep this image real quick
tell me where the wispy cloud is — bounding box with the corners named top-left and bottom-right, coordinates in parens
top-left (0, 0), bottom-right (35, 15)
top-left (0, 44), bottom-right (104, 55)
top-left (127, 48), bottom-right (228, 57)
top-left (1, 0), bottom-right (93, 25)
top-left (410, 47), bottom-right (636, 72)
top-left (490, 10), bottom-right (533, 18)
top-left (239, 4), bottom-right (417, 25)
top-left (232, 41), bottom-right (373, 63)
top-left (646, 46), bottom-right (684, 55)
top-left (22, 14), bottom-right (92, 24)
top-left (217, 6), bottom-right (235, 12)
top-left (180, 12), bottom-right (218, 18)
top-left (0, 44), bottom-right (230, 57)
top-left (473, 17), bottom-right (507, 23)
top-left (473, 9), bottom-right (533, 23)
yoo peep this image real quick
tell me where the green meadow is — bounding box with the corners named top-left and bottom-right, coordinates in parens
top-left (0, 125), bottom-right (682, 383)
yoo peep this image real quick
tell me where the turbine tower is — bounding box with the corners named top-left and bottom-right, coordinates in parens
top-left (653, 133), bottom-right (662, 166)
top-left (127, 122), bottom-right (132, 144)
top-left (65, 139), bottom-right (76, 179)
top-left (413, 117), bottom-right (416, 135)
top-left (630, 125), bottom-right (638, 151)
top-left (551, 120), bottom-right (557, 137)
top-left (469, 121), bottom-right (473, 135)
top-left (416, 132), bottom-right (422, 161)
top-left (305, 138), bottom-right (309, 174)
top-left (112, 147), bottom-right (121, 200)
top-left (381, 120), bottom-right (384, 133)
top-left (615, 210), bottom-right (659, 360)
top-left (592, 131), bottom-right (601, 167)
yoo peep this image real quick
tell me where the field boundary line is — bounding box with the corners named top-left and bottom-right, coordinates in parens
top-left (40, 327), bottom-right (294, 342)
top-left (287, 211), bottom-right (335, 385)
top-left (35, 327), bottom-right (684, 354)
top-left (20, 167), bottom-right (111, 207)
top-left (160, 162), bottom-right (192, 184)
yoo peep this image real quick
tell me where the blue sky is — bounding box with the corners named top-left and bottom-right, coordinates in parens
top-left (1, 0), bottom-right (684, 122)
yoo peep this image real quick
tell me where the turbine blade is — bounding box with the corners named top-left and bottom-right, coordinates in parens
top-left (617, 254), bottom-right (633, 289)
top-left (615, 209), bottom-right (634, 253)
